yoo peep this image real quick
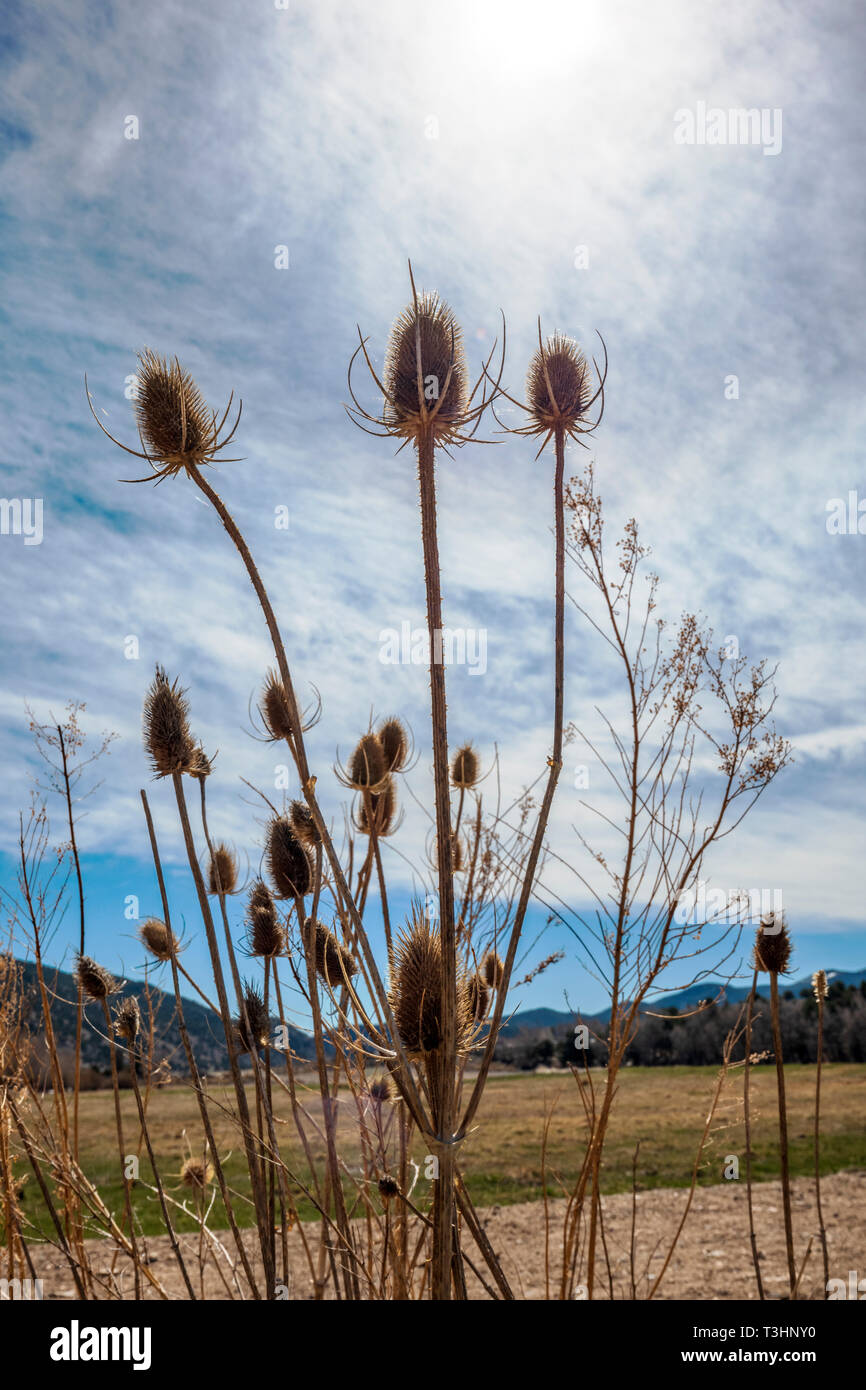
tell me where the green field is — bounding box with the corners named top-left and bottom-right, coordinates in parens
top-left (9, 1064), bottom-right (865, 1238)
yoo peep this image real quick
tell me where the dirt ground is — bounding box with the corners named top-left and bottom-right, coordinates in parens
top-left (24, 1170), bottom-right (864, 1300)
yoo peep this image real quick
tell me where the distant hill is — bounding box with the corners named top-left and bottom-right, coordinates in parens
top-left (13, 959), bottom-right (323, 1076)
top-left (500, 968), bottom-right (866, 1037)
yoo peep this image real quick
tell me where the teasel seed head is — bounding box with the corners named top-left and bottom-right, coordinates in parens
top-left (114, 995), bottom-right (141, 1045)
top-left (246, 879), bottom-right (285, 958)
top-left (378, 1175), bottom-right (399, 1201)
top-left (138, 917), bottom-right (179, 962)
top-left (389, 910), bottom-right (473, 1060)
top-left (356, 777), bottom-right (397, 837)
top-left (259, 669), bottom-right (294, 743)
top-left (812, 969), bottom-right (828, 1002)
top-left (75, 954), bottom-right (116, 1002)
top-left (132, 349), bottom-right (216, 473)
top-left (369, 1076), bottom-right (392, 1104)
top-left (527, 333), bottom-right (592, 433)
top-left (265, 815), bottom-right (315, 900)
top-left (208, 842), bottom-right (239, 897)
top-left (753, 912), bottom-right (792, 975)
top-left (377, 716), bottom-right (409, 774)
top-left (143, 665), bottom-right (199, 778)
top-left (481, 950), bottom-right (504, 990)
top-left (188, 745), bottom-right (213, 780)
top-left (288, 798), bottom-right (321, 849)
top-left (451, 742), bottom-right (479, 789)
top-left (301, 917), bottom-right (358, 988)
top-left (347, 732), bottom-right (387, 791)
top-left (384, 290), bottom-right (469, 443)
top-left (233, 983), bottom-right (270, 1053)
top-left (468, 974), bottom-right (490, 1022)
top-left (181, 1155), bottom-right (214, 1191)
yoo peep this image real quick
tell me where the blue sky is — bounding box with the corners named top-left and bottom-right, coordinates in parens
top-left (0, 0), bottom-right (864, 1021)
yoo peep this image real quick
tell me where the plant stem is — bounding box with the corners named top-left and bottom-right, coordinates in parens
top-left (770, 971), bottom-right (797, 1296)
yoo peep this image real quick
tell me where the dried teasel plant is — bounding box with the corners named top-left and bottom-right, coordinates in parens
top-left (143, 665), bottom-right (201, 779)
top-left (207, 842), bottom-right (239, 896)
top-left (138, 916), bottom-right (180, 962)
top-left (753, 912), bottom-right (797, 1296)
top-left (389, 910), bottom-right (473, 1062)
top-left (265, 814), bottom-right (315, 900)
top-left (300, 917), bottom-right (358, 989)
top-left (245, 879), bottom-right (285, 958)
top-left (377, 716), bottom-right (410, 774)
top-left (74, 954), bottom-right (116, 1002)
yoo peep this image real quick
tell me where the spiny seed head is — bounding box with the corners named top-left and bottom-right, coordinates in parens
top-left (75, 954), bottom-right (116, 1002)
top-left (188, 745), bottom-right (213, 780)
top-left (181, 1156), bottom-right (213, 1190)
top-left (246, 879), bottom-right (284, 957)
top-left (389, 911), bottom-right (472, 1060)
top-left (260, 669), bottom-right (294, 742)
top-left (138, 917), bottom-right (179, 962)
top-left (377, 716), bottom-right (409, 773)
top-left (133, 349), bottom-right (214, 475)
top-left (266, 815), bottom-right (314, 900)
top-left (233, 983), bottom-right (269, 1053)
top-left (114, 996), bottom-right (141, 1044)
top-left (753, 913), bottom-right (792, 975)
top-left (481, 950), bottom-right (504, 990)
top-left (208, 843), bottom-right (238, 896)
top-left (288, 798), bottom-right (320, 849)
top-left (812, 970), bottom-right (828, 1002)
top-left (347, 733), bottom-right (387, 791)
top-left (468, 974), bottom-right (490, 1022)
top-left (527, 333), bottom-right (591, 432)
top-left (143, 665), bottom-right (199, 778)
top-left (378, 1176), bottom-right (399, 1201)
top-left (451, 743), bottom-right (479, 789)
top-left (369, 1077), bottom-right (392, 1103)
top-left (357, 777), bottom-right (397, 837)
top-left (301, 918), bottom-right (358, 988)
top-left (384, 290), bottom-right (469, 442)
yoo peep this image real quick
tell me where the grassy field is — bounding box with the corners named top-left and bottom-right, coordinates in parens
top-left (10, 1064), bottom-right (865, 1238)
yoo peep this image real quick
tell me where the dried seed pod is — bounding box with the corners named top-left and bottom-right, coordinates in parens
top-left (114, 996), bottom-right (141, 1044)
top-left (208, 842), bottom-right (238, 896)
top-left (468, 974), bottom-right (490, 1022)
top-left (143, 665), bottom-right (198, 778)
top-left (233, 983), bottom-right (270, 1053)
top-left (133, 350), bottom-right (215, 473)
top-left (812, 969), bottom-right (828, 1002)
top-left (527, 333), bottom-right (591, 432)
top-left (369, 1076), bottom-right (392, 1103)
top-left (259, 669), bottom-right (294, 742)
top-left (189, 745), bottom-right (213, 780)
top-left (75, 954), bottom-right (116, 1002)
top-left (753, 913), bottom-right (792, 975)
top-left (289, 798), bottom-right (320, 849)
top-left (481, 950), bottom-right (504, 990)
top-left (246, 879), bottom-right (284, 957)
top-left (138, 917), bottom-right (179, 962)
top-left (357, 778), bottom-right (397, 837)
top-left (301, 918), bottom-right (357, 988)
top-left (347, 733), bottom-right (387, 791)
top-left (377, 716), bottom-right (409, 773)
top-left (384, 290), bottom-right (469, 443)
top-left (378, 1175), bottom-right (399, 1201)
top-left (389, 911), bottom-right (472, 1059)
top-left (451, 743), bottom-right (479, 789)
top-left (181, 1155), bottom-right (214, 1190)
top-left (266, 815), bottom-right (315, 900)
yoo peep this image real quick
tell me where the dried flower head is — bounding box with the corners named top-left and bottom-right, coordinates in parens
top-left (208, 842), bottom-right (238, 897)
top-left (378, 1175), bottom-right (399, 1201)
top-left (246, 879), bottom-right (285, 957)
top-left (356, 778), bottom-right (397, 837)
top-left (451, 743), bottom-right (479, 789)
top-left (233, 983), bottom-right (270, 1053)
top-left (143, 665), bottom-right (199, 778)
top-left (301, 918), bottom-right (358, 988)
top-left (468, 974), bottom-right (490, 1022)
top-left (497, 324), bottom-right (606, 453)
top-left (181, 1155), bottom-right (214, 1191)
top-left (87, 349), bottom-right (242, 483)
top-left (481, 950), bottom-right (504, 990)
top-left (369, 1076), bottom-right (392, 1104)
top-left (377, 716), bottom-right (409, 773)
top-left (75, 954), bottom-right (116, 1002)
top-left (347, 733), bottom-right (387, 792)
top-left (389, 910), bottom-right (472, 1060)
top-left (266, 815), bottom-right (315, 900)
top-left (114, 995), bottom-right (141, 1044)
top-left (812, 970), bottom-right (828, 1002)
top-left (753, 913), bottom-right (792, 975)
top-left (259, 669), bottom-right (294, 743)
top-left (289, 798), bottom-right (321, 849)
top-left (138, 917), bottom-right (179, 962)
